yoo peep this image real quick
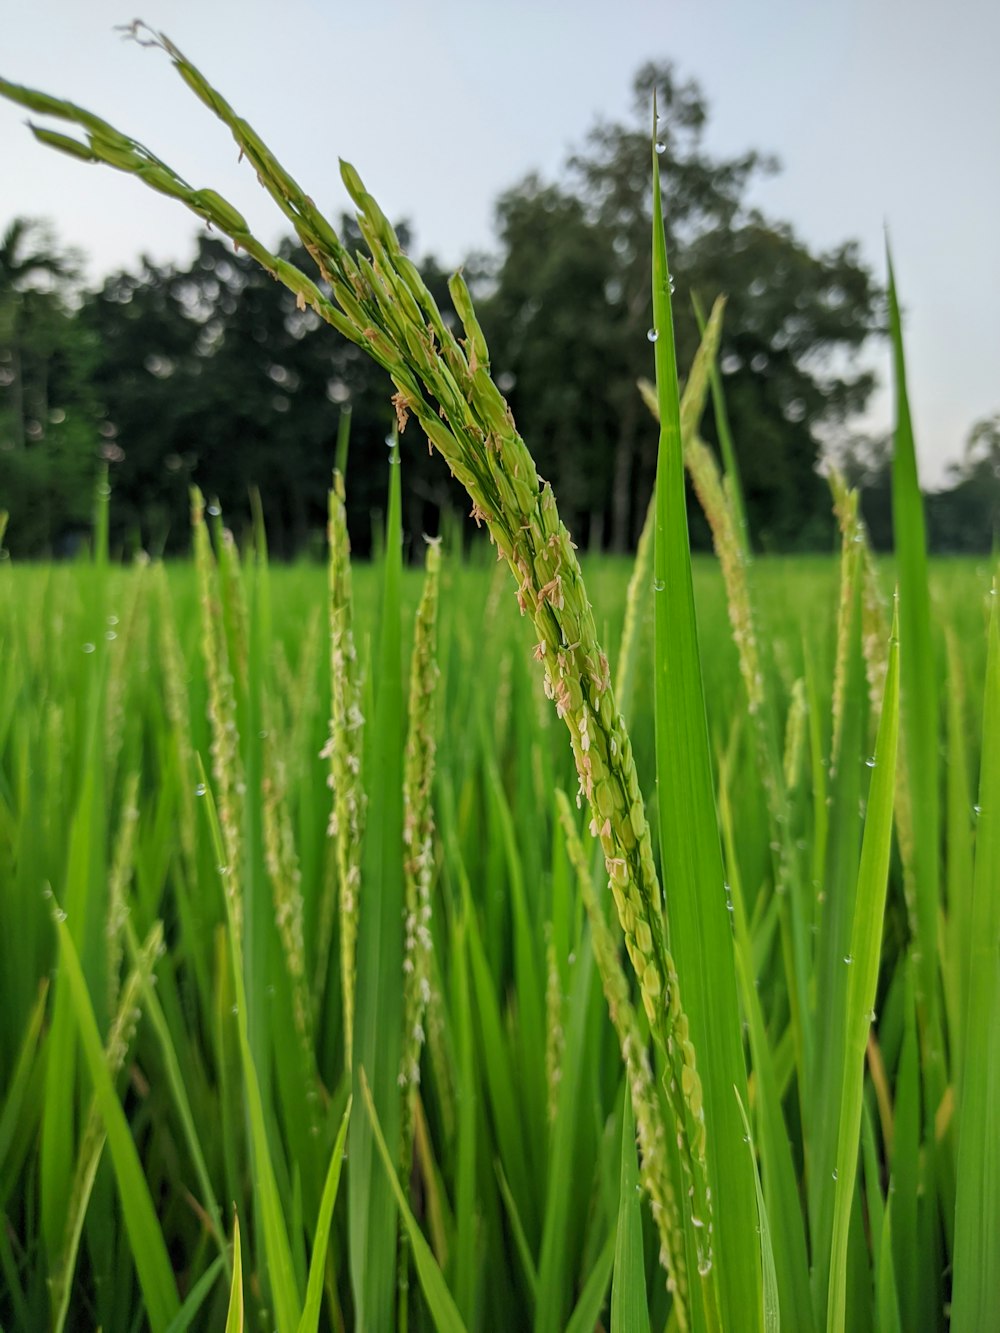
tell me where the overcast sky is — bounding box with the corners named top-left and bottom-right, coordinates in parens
top-left (2, 0), bottom-right (997, 486)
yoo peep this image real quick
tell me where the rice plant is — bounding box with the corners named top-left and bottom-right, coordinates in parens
top-left (1, 26), bottom-right (997, 1333)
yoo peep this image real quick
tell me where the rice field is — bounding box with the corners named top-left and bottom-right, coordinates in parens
top-left (2, 28), bottom-right (999, 1333)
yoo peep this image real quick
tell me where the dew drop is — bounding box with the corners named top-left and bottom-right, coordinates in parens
top-left (832, 1169), bottom-right (838, 1181)
top-left (669, 275), bottom-right (676, 293)
top-left (655, 141), bottom-right (666, 155)
top-left (105, 630), bottom-right (117, 641)
top-left (54, 907), bottom-right (68, 923)
top-left (865, 756), bottom-right (876, 768)
top-left (697, 1257), bottom-right (713, 1277)
top-left (653, 578), bottom-right (665, 592)
top-left (97, 483), bottom-right (111, 498)
top-left (107, 615), bottom-right (119, 626)
top-left (82, 642), bottom-right (95, 654)
top-left (974, 804), bottom-right (982, 816)
top-left (195, 783), bottom-right (207, 797)
top-left (647, 327), bottom-right (659, 343)
top-left (207, 503), bottom-right (221, 517)
top-left (691, 1215), bottom-right (704, 1228)
top-left (844, 954), bottom-right (853, 965)
top-left (230, 1004), bottom-right (239, 1015)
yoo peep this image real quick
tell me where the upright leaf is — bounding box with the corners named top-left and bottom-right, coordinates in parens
top-left (611, 1090), bottom-right (651, 1333)
top-left (827, 612), bottom-right (900, 1330)
top-left (349, 438), bottom-right (406, 1330)
top-left (951, 587), bottom-right (1000, 1329)
top-left (650, 102), bottom-right (760, 1329)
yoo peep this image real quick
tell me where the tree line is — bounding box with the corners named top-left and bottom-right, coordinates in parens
top-left (1, 63), bottom-right (995, 558)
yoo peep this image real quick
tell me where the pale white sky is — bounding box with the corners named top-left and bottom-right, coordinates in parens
top-left (2, 0), bottom-right (997, 486)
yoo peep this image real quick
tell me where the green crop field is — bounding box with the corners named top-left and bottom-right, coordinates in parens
top-left (1, 27), bottom-right (999, 1333)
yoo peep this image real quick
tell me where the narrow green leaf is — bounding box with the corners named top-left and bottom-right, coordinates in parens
top-left (735, 1090), bottom-right (780, 1333)
top-left (651, 100), bottom-right (760, 1330)
top-left (360, 1069), bottom-right (468, 1333)
top-left (876, 1200), bottom-right (903, 1333)
top-left (890, 970), bottom-right (921, 1333)
top-left (124, 918), bottom-right (228, 1263)
top-left (611, 1089), bottom-right (651, 1333)
top-left (198, 758), bottom-right (302, 1332)
top-left (888, 247), bottom-right (942, 1067)
top-left (563, 1227), bottom-right (616, 1333)
top-left (349, 438), bottom-right (407, 1331)
top-left (719, 758), bottom-right (812, 1333)
top-left (297, 1096), bottom-right (352, 1333)
top-left (951, 586), bottom-right (1000, 1330)
top-left (225, 1215), bottom-right (245, 1333)
top-left (0, 979), bottom-right (47, 1187)
top-left (691, 290), bottom-right (748, 554)
top-left (827, 610), bottom-right (900, 1331)
top-left (54, 911), bottom-right (179, 1331)
top-left (164, 1257), bottom-right (226, 1333)
top-left (495, 1161), bottom-right (538, 1301)
top-left (535, 937), bottom-right (595, 1333)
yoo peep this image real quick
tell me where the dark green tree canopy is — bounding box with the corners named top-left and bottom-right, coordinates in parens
top-left (0, 219), bottom-right (100, 554)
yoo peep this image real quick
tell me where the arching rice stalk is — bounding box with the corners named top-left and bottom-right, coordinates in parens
top-left (2, 37), bottom-right (711, 1231)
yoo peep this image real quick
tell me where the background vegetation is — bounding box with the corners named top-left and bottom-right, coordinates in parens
top-left (2, 63), bottom-right (995, 560)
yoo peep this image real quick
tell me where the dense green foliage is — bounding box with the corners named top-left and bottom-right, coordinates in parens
top-left (0, 519), bottom-right (995, 1330)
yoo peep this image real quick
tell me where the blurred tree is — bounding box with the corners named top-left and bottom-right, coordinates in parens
top-left (0, 219), bottom-right (102, 554)
top-left (476, 62), bottom-right (884, 550)
top-left (83, 226), bottom-right (462, 556)
top-left (841, 413), bottom-right (1000, 554)
top-left (927, 413), bottom-right (1000, 552)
